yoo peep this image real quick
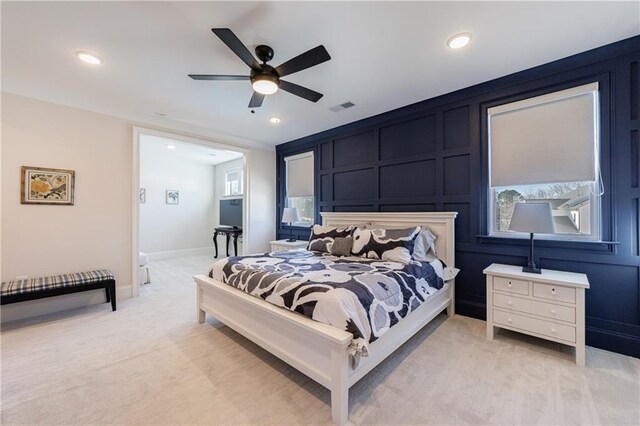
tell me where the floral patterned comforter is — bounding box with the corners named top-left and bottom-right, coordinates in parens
top-left (208, 250), bottom-right (446, 357)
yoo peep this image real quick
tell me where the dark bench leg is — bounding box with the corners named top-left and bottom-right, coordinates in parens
top-left (106, 280), bottom-right (116, 311)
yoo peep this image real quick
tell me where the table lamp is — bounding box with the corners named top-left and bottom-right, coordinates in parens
top-left (282, 207), bottom-right (300, 242)
top-left (508, 202), bottom-right (555, 274)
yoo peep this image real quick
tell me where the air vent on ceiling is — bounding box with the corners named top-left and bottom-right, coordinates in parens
top-left (329, 101), bottom-right (355, 112)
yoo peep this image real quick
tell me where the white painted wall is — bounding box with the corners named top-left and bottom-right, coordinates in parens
top-left (1, 93), bottom-right (276, 321)
top-left (139, 136), bottom-right (216, 256)
top-left (1, 93), bottom-right (132, 320)
top-left (247, 151), bottom-right (277, 253)
top-left (213, 158), bottom-right (245, 255)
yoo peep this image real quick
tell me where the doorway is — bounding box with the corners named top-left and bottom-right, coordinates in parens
top-left (131, 127), bottom-right (249, 297)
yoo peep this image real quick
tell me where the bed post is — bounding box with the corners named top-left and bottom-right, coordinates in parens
top-left (445, 213), bottom-right (456, 318)
top-left (447, 280), bottom-right (455, 317)
top-left (196, 283), bottom-right (206, 324)
top-left (330, 348), bottom-right (349, 425)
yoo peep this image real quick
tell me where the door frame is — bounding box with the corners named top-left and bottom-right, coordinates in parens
top-left (131, 126), bottom-right (251, 297)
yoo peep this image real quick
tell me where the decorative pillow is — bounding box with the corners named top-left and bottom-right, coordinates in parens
top-left (412, 228), bottom-right (438, 262)
top-left (351, 226), bottom-right (421, 263)
top-left (307, 225), bottom-right (355, 253)
top-left (330, 236), bottom-right (353, 256)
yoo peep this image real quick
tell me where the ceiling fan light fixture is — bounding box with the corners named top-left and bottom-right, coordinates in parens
top-left (447, 32), bottom-right (472, 49)
top-left (251, 74), bottom-right (279, 95)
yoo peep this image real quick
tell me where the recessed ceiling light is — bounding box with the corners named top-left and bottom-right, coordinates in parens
top-left (75, 51), bottom-right (102, 65)
top-left (447, 32), bottom-right (472, 49)
top-left (269, 116), bottom-right (281, 124)
top-left (165, 144), bottom-right (176, 150)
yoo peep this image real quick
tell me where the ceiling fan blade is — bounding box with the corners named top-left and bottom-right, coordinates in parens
top-left (248, 92), bottom-right (265, 108)
top-left (274, 45), bottom-right (331, 77)
top-left (279, 80), bottom-right (323, 102)
top-left (211, 28), bottom-right (261, 72)
top-left (189, 75), bottom-right (249, 81)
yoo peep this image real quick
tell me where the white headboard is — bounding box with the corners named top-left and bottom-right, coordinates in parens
top-left (320, 212), bottom-right (458, 267)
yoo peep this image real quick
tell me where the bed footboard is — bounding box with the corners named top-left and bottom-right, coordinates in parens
top-left (195, 274), bottom-right (452, 425)
top-left (195, 274), bottom-right (352, 424)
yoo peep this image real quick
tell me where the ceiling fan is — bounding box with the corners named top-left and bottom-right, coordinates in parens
top-left (189, 28), bottom-right (331, 108)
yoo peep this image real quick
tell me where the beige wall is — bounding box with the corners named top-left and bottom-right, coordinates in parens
top-left (1, 93), bottom-right (276, 320)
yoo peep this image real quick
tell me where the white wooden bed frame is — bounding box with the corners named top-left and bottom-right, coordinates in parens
top-left (193, 212), bottom-right (457, 425)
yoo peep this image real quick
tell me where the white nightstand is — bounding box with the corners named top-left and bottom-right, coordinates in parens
top-left (270, 239), bottom-right (308, 252)
top-left (484, 263), bottom-right (590, 366)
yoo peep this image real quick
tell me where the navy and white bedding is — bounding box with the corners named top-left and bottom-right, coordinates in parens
top-left (208, 249), bottom-right (448, 357)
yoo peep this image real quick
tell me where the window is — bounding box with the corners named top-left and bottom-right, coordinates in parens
top-left (492, 182), bottom-right (597, 237)
top-left (285, 151), bottom-right (314, 226)
top-left (488, 83), bottom-right (602, 241)
top-left (224, 168), bottom-right (243, 196)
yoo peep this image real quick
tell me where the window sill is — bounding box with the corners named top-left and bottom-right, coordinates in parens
top-left (292, 224), bottom-right (313, 229)
top-left (476, 235), bottom-right (619, 252)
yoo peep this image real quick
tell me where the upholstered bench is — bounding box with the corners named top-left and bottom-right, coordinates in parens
top-left (1, 269), bottom-right (116, 311)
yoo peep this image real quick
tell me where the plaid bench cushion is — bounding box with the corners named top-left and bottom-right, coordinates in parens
top-left (1, 269), bottom-right (114, 297)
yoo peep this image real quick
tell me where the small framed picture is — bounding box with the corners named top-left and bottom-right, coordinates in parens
top-left (166, 190), bottom-right (179, 204)
top-left (21, 166), bottom-right (75, 205)
top-left (139, 188), bottom-right (146, 204)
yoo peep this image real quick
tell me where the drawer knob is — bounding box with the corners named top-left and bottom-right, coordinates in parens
top-left (507, 318), bottom-right (513, 323)
top-left (551, 288), bottom-right (556, 295)
top-left (551, 309), bottom-right (557, 315)
top-left (551, 328), bottom-right (557, 334)
top-left (507, 301), bottom-right (513, 306)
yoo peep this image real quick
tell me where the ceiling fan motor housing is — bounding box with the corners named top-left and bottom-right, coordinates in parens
top-left (250, 65), bottom-right (280, 88)
top-left (255, 45), bottom-right (274, 63)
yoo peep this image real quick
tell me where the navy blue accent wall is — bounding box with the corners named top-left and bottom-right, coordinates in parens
top-left (276, 36), bottom-right (640, 357)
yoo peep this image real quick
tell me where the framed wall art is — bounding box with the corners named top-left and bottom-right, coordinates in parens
top-left (166, 190), bottom-right (179, 204)
top-left (21, 166), bottom-right (75, 205)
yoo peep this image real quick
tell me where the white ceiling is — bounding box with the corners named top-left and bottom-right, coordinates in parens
top-left (2, 2), bottom-right (638, 147)
top-left (140, 134), bottom-right (243, 165)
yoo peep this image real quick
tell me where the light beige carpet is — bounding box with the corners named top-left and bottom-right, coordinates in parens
top-left (1, 255), bottom-right (639, 425)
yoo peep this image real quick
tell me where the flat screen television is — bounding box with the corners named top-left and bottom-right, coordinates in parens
top-left (220, 199), bottom-right (242, 228)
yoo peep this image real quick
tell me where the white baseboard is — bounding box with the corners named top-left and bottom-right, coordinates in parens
top-left (146, 246), bottom-right (216, 260)
top-left (0, 285), bottom-right (132, 323)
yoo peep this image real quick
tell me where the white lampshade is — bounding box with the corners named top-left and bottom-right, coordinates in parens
top-left (281, 207), bottom-right (300, 224)
top-left (509, 202), bottom-right (555, 234)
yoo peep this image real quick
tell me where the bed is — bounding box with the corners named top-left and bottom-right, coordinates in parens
top-left (193, 212), bottom-right (457, 424)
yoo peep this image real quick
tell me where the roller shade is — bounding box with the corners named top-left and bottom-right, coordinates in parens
top-left (489, 83), bottom-right (598, 187)
top-left (285, 151), bottom-right (314, 197)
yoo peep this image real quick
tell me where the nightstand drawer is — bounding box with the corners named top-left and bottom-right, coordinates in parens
top-left (493, 276), bottom-right (528, 295)
top-left (493, 310), bottom-right (576, 343)
top-left (493, 293), bottom-right (576, 323)
top-left (533, 282), bottom-right (576, 304)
